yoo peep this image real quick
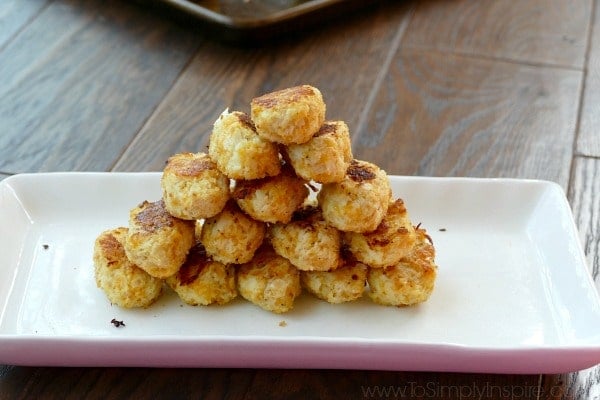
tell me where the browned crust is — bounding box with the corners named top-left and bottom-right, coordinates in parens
top-left (233, 111), bottom-right (257, 131)
top-left (400, 228), bottom-right (437, 274)
top-left (313, 121), bottom-right (338, 138)
top-left (346, 160), bottom-right (376, 182)
top-left (251, 85), bottom-right (316, 108)
top-left (366, 199), bottom-right (409, 246)
top-left (176, 243), bottom-right (210, 286)
top-left (291, 204), bottom-right (320, 223)
top-left (165, 153), bottom-right (216, 177)
top-left (134, 200), bottom-right (175, 231)
top-left (97, 230), bottom-right (126, 267)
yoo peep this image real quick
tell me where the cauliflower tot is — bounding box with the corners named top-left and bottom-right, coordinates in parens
top-left (301, 251), bottom-right (367, 304)
top-left (343, 199), bottom-right (417, 268)
top-left (367, 228), bottom-right (437, 306)
top-left (232, 167), bottom-right (309, 224)
top-left (161, 152), bottom-right (230, 220)
top-left (124, 200), bottom-right (195, 279)
top-left (250, 85), bottom-right (326, 145)
top-left (166, 243), bottom-right (237, 306)
top-left (237, 246), bottom-right (302, 313)
top-left (93, 227), bottom-right (163, 308)
top-left (285, 120), bottom-right (352, 183)
top-left (201, 200), bottom-right (266, 265)
top-left (269, 204), bottom-right (340, 271)
top-left (318, 159), bottom-right (391, 233)
top-left (209, 110), bottom-right (281, 180)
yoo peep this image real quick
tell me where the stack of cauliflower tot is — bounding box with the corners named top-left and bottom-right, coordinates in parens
top-left (93, 85), bottom-right (437, 314)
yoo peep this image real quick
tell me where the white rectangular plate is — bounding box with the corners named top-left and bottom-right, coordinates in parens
top-left (0, 173), bottom-right (599, 373)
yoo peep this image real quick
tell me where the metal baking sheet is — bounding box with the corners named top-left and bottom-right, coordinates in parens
top-left (143, 0), bottom-right (377, 43)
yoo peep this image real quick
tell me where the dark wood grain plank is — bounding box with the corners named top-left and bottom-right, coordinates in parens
top-left (352, 48), bottom-right (581, 186)
top-left (0, 0), bottom-right (199, 174)
top-left (568, 156), bottom-right (600, 302)
top-left (0, 0), bottom-right (51, 49)
top-left (542, 368), bottom-right (600, 400)
top-left (402, 0), bottom-right (592, 68)
top-left (541, 156), bottom-right (600, 399)
top-left (113, 0), bottom-right (414, 171)
top-left (0, 367), bottom-right (254, 400)
top-left (243, 370), bottom-right (542, 400)
top-left (577, 0), bottom-right (600, 157)
top-left (0, 366), bottom-right (544, 400)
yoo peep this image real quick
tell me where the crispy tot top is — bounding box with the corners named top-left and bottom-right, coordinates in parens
top-left (135, 200), bottom-right (175, 231)
top-left (252, 85), bottom-right (316, 108)
top-left (97, 230), bottom-right (127, 266)
top-left (165, 153), bottom-right (216, 177)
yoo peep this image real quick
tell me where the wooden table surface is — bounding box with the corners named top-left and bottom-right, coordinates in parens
top-left (1, 0), bottom-right (599, 398)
